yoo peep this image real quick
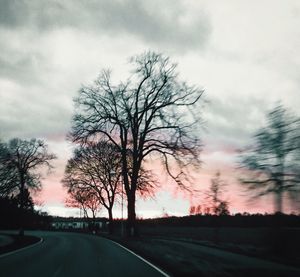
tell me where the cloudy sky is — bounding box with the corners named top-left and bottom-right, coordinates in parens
top-left (1, 0), bottom-right (299, 217)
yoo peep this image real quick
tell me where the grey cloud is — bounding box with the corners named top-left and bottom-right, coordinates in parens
top-left (0, 0), bottom-right (27, 27)
top-left (0, 29), bottom-right (51, 86)
top-left (203, 96), bottom-right (271, 150)
top-left (0, 89), bottom-right (73, 141)
top-left (0, 0), bottom-right (211, 51)
top-left (0, 0), bottom-right (66, 28)
top-left (0, 52), bottom-right (46, 85)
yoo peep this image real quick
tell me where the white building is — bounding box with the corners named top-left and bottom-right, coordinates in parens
top-left (51, 217), bottom-right (107, 230)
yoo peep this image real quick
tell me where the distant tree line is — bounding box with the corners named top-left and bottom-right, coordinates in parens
top-left (138, 213), bottom-right (300, 228)
top-left (0, 191), bottom-right (52, 230)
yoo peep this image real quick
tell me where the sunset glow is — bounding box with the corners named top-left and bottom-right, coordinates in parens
top-left (1, 1), bottom-right (299, 218)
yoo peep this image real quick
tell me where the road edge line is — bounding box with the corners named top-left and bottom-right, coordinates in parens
top-left (0, 237), bottom-right (43, 259)
top-left (109, 239), bottom-right (170, 277)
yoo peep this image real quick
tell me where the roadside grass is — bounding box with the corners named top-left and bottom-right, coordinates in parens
top-left (103, 226), bottom-right (300, 276)
top-left (105, 235), bottom-right (300, 277)
top-left (139, 226), bottom-right (300, 262)
top-left (0, 233), bottom-right (40, 255)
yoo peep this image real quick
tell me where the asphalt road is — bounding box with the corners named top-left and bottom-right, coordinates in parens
top-left (0, 231), bottom-right (166, 277)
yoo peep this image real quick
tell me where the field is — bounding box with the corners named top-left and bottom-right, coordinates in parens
top-left (111, 224), bottom-right (300, 276)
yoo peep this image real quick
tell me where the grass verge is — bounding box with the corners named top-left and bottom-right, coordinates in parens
top-left (0, 233), bottom-right (40, 255)
top-left (102, 234), bottom-right (300, 277)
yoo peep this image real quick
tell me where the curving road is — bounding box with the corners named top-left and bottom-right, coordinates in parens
top-left (0, 231), bottom-right (167, 277)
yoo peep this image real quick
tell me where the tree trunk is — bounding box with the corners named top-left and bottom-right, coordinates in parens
top-left (19, 177), bottom-right (25, 236)
top-left (126, 190), bottom-right (138, 237)
top-left (108, 208), bottom-right (114, 234)
top-left (92, 211), bottom-right (96, 233)
top-left (269, 187), bottom-right (284, 255)
top-left (275, 190), bottom-right (283, 214)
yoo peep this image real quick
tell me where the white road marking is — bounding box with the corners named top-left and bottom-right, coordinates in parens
top-left (0, 237), bottom-right (43, 259)
top-left (110, 240), bottom-right (170, 277)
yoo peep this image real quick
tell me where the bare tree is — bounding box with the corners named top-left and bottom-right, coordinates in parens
top-left (65, 190), bottom-right (89, 219)
top-left (70, 51), bottom-right (204, 236)
top-left (0, 138), bottom-right (56, 235)
top-left (205, 172), bottom-right (229, 215)
top-left (15, 188), bottom-right (34, 211)
top-left (65, 187), bottom-right (101, 229)
top-left (0, 140), bottom-right (19, 197)
top-left (239, 104), bottom-right (300, 213)
top-left (189, 204), bottom-right (202, 215)
top-left (62, 141), bottom-right (122, 234)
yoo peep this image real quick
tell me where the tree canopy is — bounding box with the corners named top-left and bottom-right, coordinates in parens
top-left (205, 172), bottom-right (229, 215)
top-left (63, 141), bottom-right (122, 233)
top-left (0, 138), bottom-right (56, 235)
top-left (0, 138), bottom-right (56, 200)
top-left (239, 105), bottom-right (300, 213)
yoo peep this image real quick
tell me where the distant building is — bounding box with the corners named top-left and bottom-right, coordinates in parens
top-left (51, 217), bottom-right (108, 230)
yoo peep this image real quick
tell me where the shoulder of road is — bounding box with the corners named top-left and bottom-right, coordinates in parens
top-left (0, 232), bottom-right (41, 256)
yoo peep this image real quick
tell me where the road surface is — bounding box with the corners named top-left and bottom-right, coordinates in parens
top-left (0, 231), bottom-right (167, 277)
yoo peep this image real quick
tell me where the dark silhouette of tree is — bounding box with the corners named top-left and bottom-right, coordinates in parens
top-left (189, 205), bottom-right (196, 215)
top-left (15, 188), bottom-right (34, 211)
top-left (205, 172), bottom-right (230, 215)
top-left (70, 51), bottom-right (204, 236)
top-left (196, 204), bottom-right (202, 215)
top-left (0, 141), bottom-right (18, 197)
top-left (65, 187), bottom-right (101, 224)
top-left (203, 206), bottom-right (211, 215)
top-left (62, 141), bottom-right (122, 234)
top-left (215, 201), bottom-right (230, 216)
top-left (0, 138), bottom-right (56, 235)
top-left (204, 172), bottom-right (229, 244)
top-left (189, 204), bottom-right (202, 215)
top-left (239, 105), bottom-right (300, 213)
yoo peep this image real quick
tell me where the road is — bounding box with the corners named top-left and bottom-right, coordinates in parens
top-left (0, 231), bottom-right (167, 277)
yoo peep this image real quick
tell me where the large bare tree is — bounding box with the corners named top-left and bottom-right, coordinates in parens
top-left (239, 105), bottom-right (300, 213)
top-left (70, 51), bottom-right (204, 236)
top-left (0, 138), bottom-right (56, 235)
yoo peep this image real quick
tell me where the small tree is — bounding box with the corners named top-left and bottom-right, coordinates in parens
top-left (196, 204), bottom-right (202, 215)
top-left (189, 204), bottom-right (202, 215)
top-left (189, 205), bottom-right (196, 215)
top-left (65, 188), bottom-right (101, 223)
top-left (215, 201), bottom-right (230, 216)
top-left (239, 105), bottom-right (300, 213)
top-left (70, 51), bottom-right (203, 236)
top-left (63, 141), bottom-right (122, 234)
top-left (205, 172), bottom-right (229, 215)
top-left (0, 138), bottom-right (56, 235)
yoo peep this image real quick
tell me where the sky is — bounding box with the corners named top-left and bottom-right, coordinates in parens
top-left (0, 0), bottom-right (300, 217)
